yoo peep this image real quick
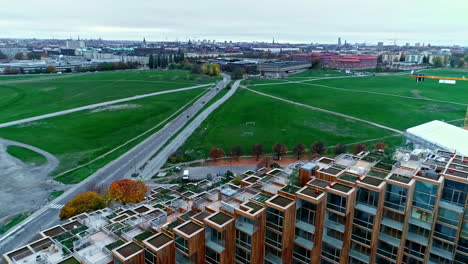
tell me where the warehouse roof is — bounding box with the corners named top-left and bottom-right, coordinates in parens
top-left (406, 120), bottom-right (468, 156)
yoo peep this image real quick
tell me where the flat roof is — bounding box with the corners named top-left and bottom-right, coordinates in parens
top-left (300, 187), bottom-right (322, 198)
top-left (146, 233), bottom-right (173, 249)
top-left (269, 195), bottom-right (294, 208)
top-left (244, 201), bottom-right (263, 214)
top-left (308, 178), bottom-right (329, 188)
top-left (208, 212), bottom-right (233, 226)
top-left (116, 242), bottom-right (142, 258)
top-left (406, 120), bottom-right (468, 156)
top-left (361, 176), bottom-right (383, 187)
top-left (177, 221), bottom-right (203, 236)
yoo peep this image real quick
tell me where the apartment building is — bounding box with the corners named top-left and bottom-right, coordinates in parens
top-left (3, 149), bottom-right (468, 264)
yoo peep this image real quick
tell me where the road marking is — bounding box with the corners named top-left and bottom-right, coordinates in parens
top-left (49, 204), bottom-right (64, 209)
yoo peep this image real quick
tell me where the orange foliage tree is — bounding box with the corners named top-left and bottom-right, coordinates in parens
top-left (59, 191), bottom-right (106, 220)
top-left (109, 179), bottom-right (148, 204)
top-left (209, 147), bottom-right (225, 162)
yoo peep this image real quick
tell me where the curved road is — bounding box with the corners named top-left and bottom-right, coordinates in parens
top-left (0, 74), bottom-right (231, 259)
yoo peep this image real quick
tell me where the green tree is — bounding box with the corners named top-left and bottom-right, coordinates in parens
top-left (334, 143), bottom-right (347, 155)
top-left (149, 54), bottom-right (154, 69)
top-left (458, 58), bottom-right (465, 68)
top-left (14, 53), bottom-right (25, 60)
top-left (0, 50), bottom-right (7, 60)
top-left (27, 52), bottom-right (42, 60)
top-left (311, 140), bottom-right (326, 155)
top-left (432, 56), bottom-right (443, 67)
top-left (292, 143), bottom-right (306, 159)
top-left (272, 142), bottom-right (288, 160)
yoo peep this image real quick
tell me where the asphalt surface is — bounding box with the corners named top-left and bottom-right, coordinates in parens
top-left (0, 83), bottom-right (212, 128)
top-left (0, 74), bottom-right (231, 258)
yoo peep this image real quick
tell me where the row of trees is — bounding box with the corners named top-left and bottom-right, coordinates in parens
top-left (148, 52), bottom-right (185, 69)
top-left (76, 61), bottom-right (139, 73)
top-left (59, 179), bottom-right (148, 219)
top-left (13, 52), bottom-right (43, 60)
top-left (209, 141), bottom-right (387, 162)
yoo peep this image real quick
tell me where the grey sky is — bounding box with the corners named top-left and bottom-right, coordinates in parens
top-left (2, 0), bottom-right (468, 45)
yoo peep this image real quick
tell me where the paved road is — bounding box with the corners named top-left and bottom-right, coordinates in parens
top-left (0, 83), bottom-right (213, 128)
top-left (0, 75), bottom-right (231, 258)
top-left (243, 86), bottom-right (403, 135)
top-left (140, 79), bottom-right (241, 179)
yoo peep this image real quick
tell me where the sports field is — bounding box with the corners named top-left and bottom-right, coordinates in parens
top-left (0, 70), bottom-right (216, 123)
top-left (178, 69), bottom-right (468, 159)
top-left (0, 70), bottom-right (217, 183)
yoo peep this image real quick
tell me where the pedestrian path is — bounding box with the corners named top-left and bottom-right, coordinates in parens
top-left (49, 204), bottom-right (64, 209)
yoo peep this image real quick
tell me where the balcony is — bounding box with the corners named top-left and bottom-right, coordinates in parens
top-left (295, 236), bottom-right (313, 250)
top-left (236, 218), bottom-right (257, 236)
top-left (406, 232), bottom-right (429, 246)
top-left (381, 217), bottom-right (403, 231)
top-left (355, 203), bottom-right (377, 215)
top-left (349, 249), bottom-right (370, 263)
top-left (378, 233), bottom-right (400, 247)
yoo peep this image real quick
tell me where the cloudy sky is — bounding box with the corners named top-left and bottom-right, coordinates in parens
top-left (2, 0), bottom-right (467, 45)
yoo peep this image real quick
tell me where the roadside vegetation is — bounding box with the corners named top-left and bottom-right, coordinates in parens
top-left (6, 145), bottom-right (47, 166)
top-left (0, 214), bottom-right (29, 234)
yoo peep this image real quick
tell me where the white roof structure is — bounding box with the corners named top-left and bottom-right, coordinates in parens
top-left (406, 120), bottom-right (468, 156)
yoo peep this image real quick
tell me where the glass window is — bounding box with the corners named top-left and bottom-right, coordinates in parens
top-left (206, 226), bottom-right (225, 246)
top-left (266, 207), bottom-right (284, 232)
top-left (357, 188), bottom-right (379, 207)
top-left (384, 184), bottom-right (408, 211)
top-left (412, 181), bottom-right (438, 210)
top-left (206, 247), bottom-right (220, 264)
top-left (324, 226), bottom-right (344, 241)
top-left (383, 209), bottom-right (405, 223)
top-left (296, 199), bottom-right (316, 226)
top-left (175, 234), bottom-right (189, 254)
top-left (377, 240), bottom-right (398, 259)
top-left (352, 226), bottom-right (372, 245)
top-left (404, 240), bottom-right (426, 259)
top-left (295, 227), bottom-right (314, 242)
top-left (437, 207), bottom-right (461, 227)
top-left (380, 225), bottom-right (402, 239)
top-left (408, 223), bottom-right (430, 238)
top-left (266, 229), bottom-right (283, 249)
top-left (322, 242), bottom-right (341, 263)
top-left (375, 256), bottom-right (395, 264)
top-left (441, 180), bottom-right (467, 206)
top-left (144, 249), bottom-right (156, 264)
top-left (235, 246), bottom-right (251, 264)
top-left (454, 252), bottom-right (468, 264)
top-left (327, 193), bottom-right (347, 213)
top-left (353, 209), bottom-right (374, 229)
top-left (433, 223), bottom-right (457, 242)
top-left (351, 242), bottom-right (370, 256)
top-left (293, 244), bottom-right (311, 263)
top-left (236, 230), bottom-right (252, 250)
top-left (326, 211), bottom-right (345, 225)
top-left (429, 253), bottom-right (452, 264)
top-left (458, 237), bottom-right (468, 254)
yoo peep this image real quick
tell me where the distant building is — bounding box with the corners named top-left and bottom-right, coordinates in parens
top-left (292, 53), bottom-right (377, 70)
top-left (65, 40), bottom-right (86, 49)
top-left (377, 42), bottom-right (384, 48)
top-left (258, 61), bottom-right (311, 78)
top-left (0, 47), bottom-right (28, 60)
top-left (405, 54), bottom-right (425, 64)
top-left (338, 37), bottom-right (342, 47)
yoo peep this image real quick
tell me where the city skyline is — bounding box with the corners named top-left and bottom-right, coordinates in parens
top-left (2, 0), bottom-right (468, 46)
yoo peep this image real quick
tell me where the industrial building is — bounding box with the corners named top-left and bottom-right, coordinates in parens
top-left (3, 148), bottom-right (468, 264)
top-left (291, 53), bottom-right (377, 70)
top-left (258, 61), bottom-right (311, 78)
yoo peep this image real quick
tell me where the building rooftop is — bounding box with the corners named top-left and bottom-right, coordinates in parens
top-left (269, 195), bottom-right (294, 208)
top-left (116, 242), bottom-right (142, 258)
top-left (176, 221), bottom-right (203, 236)
top-left (361, 176), bottom-right (383, 187)
top-left (146, 233), bottom-right (173, 249)
top-left (308, 178), bottom-right (329, 189)
top-left (208, 212), bottom-right (233, 226)
top-left (244, 201), bottom-right (263, 214)
top-left (299, 187), bottom-right (322, 198)
top-left (330, 183), bottom-right (352, 193)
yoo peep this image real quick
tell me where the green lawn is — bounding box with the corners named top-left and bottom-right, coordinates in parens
top-left (178, 89), bottom-right (397, 160)
top-left (0, 70), bottom-right (217, 123)
top-left (250, 76), bottom-right (466, 130)
top-left (49, 190), bottom-right (64, 200)
top-left (6, 145), bottom-right (47, 166)
top-left (0, 214), bottom-right (29, 234)
top-left (0, 88), bottom-right (205, 183)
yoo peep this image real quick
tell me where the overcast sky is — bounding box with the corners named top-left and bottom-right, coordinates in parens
top-left (2, 0), bottom-right (468, 45)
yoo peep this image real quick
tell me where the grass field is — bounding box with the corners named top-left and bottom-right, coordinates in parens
top-left (6, 145), bottom-right (47, 166)
top-left (177, 69), bottom-right (468, 159)
top-left (0, 70), bottom-right (217, 123)
top-left (0, 88), bottom-right (206, 183)
top-left (0, 214), bottom-right (29, 234)
top-left (178, 89), bottom-right (400, 160)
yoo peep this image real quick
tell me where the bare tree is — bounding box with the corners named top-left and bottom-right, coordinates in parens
top-left (353, 143), bottom-right (368, 155)
top-left (252, 143), bottom-right (265, 161)
top-left (334, 143), bottom-right (347, 155)
top-left (311, 140), bottom-right (326, 155)
top-left (272, 142), bottom-right (288, 160)
top-left (293, 143), bottom-right (306, 160)
top-left (257, 156), bottom-right (272, 169)
top-left (230, 145), bottom-right (242, 161)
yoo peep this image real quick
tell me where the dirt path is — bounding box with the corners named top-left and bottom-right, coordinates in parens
top-left (0, 138), bottom-right (62, 225)
top-left (242, 86), bottom-right (404, 135)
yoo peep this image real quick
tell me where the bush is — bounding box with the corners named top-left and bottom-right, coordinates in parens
top-left (60, 192), bottom-right (106, 220)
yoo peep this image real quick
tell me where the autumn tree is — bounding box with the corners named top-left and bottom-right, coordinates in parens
top-left (109, 179), bottom-right (148, 204)
top-left (27, 52), bottom-right (42, 60)
top-left (272, 143), bottom-right (288, 160)
top-left (59, 191), bottom-right (106, 220)
top-left (334, 143), bottom-right (347, 155)
top-left (45, 65), bottom-right (57, 73)
top-left (311, 140), bottom-right (326, 155)
top-left (257, 156), bottom-right (272, 168)
top-left (252, 143), bottom-right (265, 161)
top-left (375, 142), bottom-right (387, 151)
top-left (353, 143), bottom-right (368, 155)
top-left (292, 143), bottom-right (306, 160)
top-left (230, 145), bottom-right (242, 161)
top-left (209, 147), bottom-right (224, 162)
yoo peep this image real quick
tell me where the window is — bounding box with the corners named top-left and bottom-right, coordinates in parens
top-left (266, 207), bottom-right (284, 232)
top-left (429, 253), bottom-right (452, 264)
top-left (351, 242), bottom-right (370, 256)
top-left (353, 209), bottom-right (374, 229)
top-left (295, 227), bottom-right (313, 242)
top-left (404, 240), bottom-right (426, 259)
top-left (412, 181), bottom-right (438, 211)
top-left (293, 244), bottom-right (311, 263)
top-left (437, 207), bottom-right (461, 227)
top-left (206, 226), bottom-right (225, 246)
top-left (380, 225), bottom-right (402, 239)
top-left (408, 224), bottom-right (430, 239)
top-left (410, 208), bottom-right (433, 225)
top-left (266, 229), bottom-right (283, 249)
top-left (377, 240), bottom-right (398, 259)
top-left (454, 252), bottom-right (468, 264)
top-left (433, 223), bottom-right (457, 242)
top-left (324, 227), bottom-right (344, 241)
top-left (384, 184), bottom-right (408, 211)
top-left (357, 188), bottom-right (379, 207)
top-left (458, 237), bottom-right (468, 254)
top-left (236, 230), bottom-right (252, 250)
top-left (175, 234), bottom-right (189, 254)
top-left (326, 211), bottom-right (345, 225)
top-left (352, 226), bottom-right (372, 245)
top-left (327, 193), bottom-right (347, 213)
top-left (296, 199), bottom-right (316, 226)
top-left (431, 238), bottom-right (454, 254)
top-left (235, 246), bottom-right (251, 264)
top-left (441, 180), bottom-right (467, 206)
top-left (383, 209), bottom-right (405, 223)
top-left (265, 245), bottom-right (282, 264)
top-left (322, 242), bottom-right (341, 263)
top-left (402, 255), bottom-right (424, 264)
top-left (375, 256), bottom-right (395, 264)
top-left (206, 247), bottom-right (220, 264)
top-left (144, 249), bottom-right (156, 264)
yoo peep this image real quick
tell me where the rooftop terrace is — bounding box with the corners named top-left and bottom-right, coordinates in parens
top-left (269, 195), bottom-right (294, 208)
top-left (208, 212), bottom-right (233, 226)
top-left (116, 242), bottom-right (142, 258)
top-left (177, 221), bottom-right (203, 236)
top-left (330, 183), bottom-right (352, 193)
top-left (146, 233), bottom-right (173, 249)
top-left (299, 187), bottom-right (322, 198)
